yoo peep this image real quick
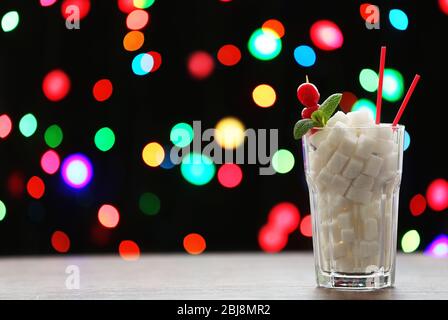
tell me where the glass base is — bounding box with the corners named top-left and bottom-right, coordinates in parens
top-left (317, 270), bottom-right (393, 290)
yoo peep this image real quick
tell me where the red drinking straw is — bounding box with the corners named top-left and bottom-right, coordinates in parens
top-left (375, 46), bottom-right (387, 124)
top-left (392, 74), bottom-right (421, 126)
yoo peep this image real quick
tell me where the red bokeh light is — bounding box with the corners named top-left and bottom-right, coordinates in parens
top-left (258, 225), bottom-right (288, 253)
top-left (217, 164), bottom-right (243, 188)
top-left (409, 194), bottom-right (427, 216)
top-left (262, 19), bottom-right (285, 38)
top-left (299, 214), bottom-right (312, 237)
top-left (426, 179), bottom-right (448, 211)
top-left (187, 51), bottom-right (215, 80)
top-left (7, 171), bottom-right (25, 198)
top-left (268, 202), bottom-right (300, 234)
top-left (119, 240), bottom-right (140, 261)
top-left (340, 91), bottom-right (358, 113)
top-left (42, 69), bottom-right (71, 102)
top-left (147, 51), bottom-right (162, 72)
top-left (0, 114), bottom-right (12, 139)
top-left (51, 231), bottom-right (70, 253)
top-left (440, 0), bottom-right (448, 15)
top-left (98, 204), bottom-right (120, 229)
top-left (183, 233), bottom-right (207, 255)
top-left (61, 0), bottom-right (91, 20)
top-left (310, 20), bottom-right (344, 51)
top-left (41, 150), bottom-right (61, 175)
top-left (217, 44), bottom-right (242, 66)
top-left (360, 3), bottom-right (375, 21)
top-left (118, 0), bottom-right (135, 13)
top-left (27, 176), bottom-right (45, 200)
top-left (126, 9), bottom-right (150, 30)
top-left (93, 79), bottom-right (113, 102)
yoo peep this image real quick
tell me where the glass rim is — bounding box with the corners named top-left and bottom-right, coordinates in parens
top-left (310, 123), bottom-right (405, 130)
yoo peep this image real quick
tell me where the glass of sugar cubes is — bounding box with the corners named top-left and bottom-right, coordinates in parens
top-left (302, 109), bottom-right (405, 290)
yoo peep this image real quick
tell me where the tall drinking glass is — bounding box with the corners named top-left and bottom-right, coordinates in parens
top-left (302, 124), bottom-right (404, 290)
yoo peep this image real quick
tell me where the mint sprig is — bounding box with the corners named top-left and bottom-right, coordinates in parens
top-left (318, 93), bottom-right (342, 120)
top-left (293, 119), bottom-right (316, 140)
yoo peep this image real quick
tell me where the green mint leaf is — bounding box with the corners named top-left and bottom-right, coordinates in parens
top-left (293, 119), bottom-right (315, 140)
top-left (311, 109), bottom-right (327, 127)
top-left (319, 93), bottom-right (342, 119)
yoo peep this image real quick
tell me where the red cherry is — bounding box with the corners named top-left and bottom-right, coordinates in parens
top-left (301, 104), bottom-right (319, 119)
top-left (297, 83), bottom-right (320, 108)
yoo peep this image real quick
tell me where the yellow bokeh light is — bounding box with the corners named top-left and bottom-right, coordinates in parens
top-left (215, 117), bottom-right (245, 150)
top-left (252, 84), bottom-right (276, 108)
top-left (142, 142), bottom-right (165, 167)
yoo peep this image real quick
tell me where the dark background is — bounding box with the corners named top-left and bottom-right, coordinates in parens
top-left (0, 0), bottom-right (446, 255)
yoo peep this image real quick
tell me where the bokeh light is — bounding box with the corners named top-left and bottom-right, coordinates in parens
top-left (409, 194), bottom-right (426, 216)
top-left (61, 153), bottom-right (93, 189)
top-left (0, 114), bottom-right (12, 139)
top-left (351, 98), bottom-right (376, 120)
top-left (123, 31), bottom-right (145, 51)
top-left (147, 51), bottom-right (162, 72)
top-left (217, 44), bottom-right (241, 66)
top-left (382, 68), bottom-right (404, 102)
top-left (61, 0), bottom-right (91, 20)
top-left (360, 3), bottom-right (377, 23)
top-left (119, 240), bottom-right (140, 261)
top-left (41, 150), bottom-right (61, 175)
top-left (98, 204), bottom-right (120, 228)
top-left (340, 91), bottom-right (357, 113)
top-left (181, 153), bottom-right (215, 186)
top-left (93, 79), bottom-right (113, 102)
top-left (262, 19), bottom-right (285, 38)
top-left (310, 20), bottom-right (343, 51)
top-left (258, 225), bottom-right (287, 253)
top-left (401, 230), bottom-right (420, 253)
top-left (40, 0), bottom-right (58, 7)
top-left (359, 68), bottom-right (378, 92)
top-left (126, 9), bottom-right (149, 30)
top-left (142, 142), bottom-right (165, 167)
top-left (183, 233), bottom-right (206, 255)
top-left (118, 0), bottom-right (136, 13)
top-left (426, 178), bottom-right (448, 211)
top-left (132, 53), bottom-right (154, 76)
top-left (293, 45), bottom-right (316, 67)
top-left (0, 200), bottom-right (6, 222)
top-left (424, 234), bottom-right (448, 258)
top-left (272, 149), bottom-right (295, 174)
top-left (170, 122), bottom-right (194, 148)
top-left (27, 176), bottom-right (45, 199)
top-left (300, 214), bottom-right (312, 237)
top-left (252, 84), bottom-right (276, 108)
top-left (248, 28), bottom-right (282, 61)
top-left (215, 117), bottom-right (245, 149)
top-left (1, 11), bottom-right (19, 32)
top-left (94, 127), bottom-right (116, 152)
top-left (439, 0), bottom-right (448, 15)
top-left (44, 124), bottom-right (63, 148)
top-left (42, 69), bottom-right (71, 102)
top-left (139, 192), bottom-right (160, 215)
top-left (389, 9), bottom-right (408, 31)
top-left (187, 51), bottom-right (215, 80)
top-left (8, 171), bottom-right (25, 199)
top-left (134, 0), bottom-right (155, 9)
top-left (160, 145), bottom-right (175, 169)
top-left (19, 113), bottom-right (38, 138)
top-left (217, 164), bottom-right (242, 188)
top-left (268, 202), bottom-right (300, 234)
top-left (51, 231), bottom-right (70, 253)
top-left (404, 130), bottom-right (411, 151)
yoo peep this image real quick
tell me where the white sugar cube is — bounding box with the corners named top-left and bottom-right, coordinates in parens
top-left (347, 109), bottom-right (374, 127)
top-left (309, 151), bottom-right (323, 173)
top-left (368, 241), bottom-right (379, 256)
top-left (327, 111), bottom-right (349, 126)
top-left (326, 121), bottom-right (347, 147)
top-left (326, 151), bottom-right (349, 174)
top-left (337, 212), bottom-right (352, 229)
top-left (332, 242), bottom-right (346, 259)
top-left (329, 221), bottom-right (341, 242)
top-left (364, 218), bottom-right (378, 241)
top-left (354, 134), bottom-right (376, 159)
top-left (359, 200), bottom-right (380, 220)
top-left (330, 174), bottom-right (351, 195)
top-left (359, 241), bottom-right (371, 258)
top-left (315, 140), bottom-right (335, 164)
top-left (363, 154), bottom-right (384, 177)
top-left (337, 133), bottom-right (358, 156)
top-left (353, 174), bottom-right (374, 190)
top-left (316, 168), bottom-right (333, 190)
top-left (378, 126), bottom-right (394, 140)
top-left (383, 152), bottom-right (398, 172)
top-left (342, 157), bottom-right (363, 179)
top-left (309, 129), bottom-right (329, 149)
top-left (346, 186), bottom-right (373, 204)
top-left (333, 194), bottom-right (351, 212)
top-left (373, 138), bottom-right (395, 155)
top-left (341, 228), bottom-right (355, 243)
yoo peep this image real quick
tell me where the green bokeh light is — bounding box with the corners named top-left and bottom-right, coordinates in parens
top-left (44, 124), bottom-right (63, 148)
top-left (352, 98), bottom-right (376, 120)
top-left (0, 200), bottom-right (6, 221)
top-left (19, 113), bottom-right (37, 137)
top-left (134, 0), bottom-right (155, 9)
top-left (248, 28), bottom-right (282, 61)
top-left (1, 11), bottom-right (19, 32)
top-left (181, 153), bottom-right (215, 186)
top-left (94, 127), bottom-right (115, 152)
top-left (382, 68), bottom-right (404, 102)
top-left (272, 149), bottom-right (295, 174)
top-left (139, 192), bottom-right (160, 215)
top-left (359, 68), bottom-right (378, 92)
top-left (170, 122), bottom-right (194, 148)
top-left (401, 230), bottom-right (420, 253)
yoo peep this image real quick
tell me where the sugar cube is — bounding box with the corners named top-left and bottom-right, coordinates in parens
top-left (363, 154), bottom-right (384, 177)
top-left (326, 151), bottom-right (349, 174)
top-left (342, 157), bottom-right (363, 179)
top-left (354, 134), bottom-right (376, 159)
